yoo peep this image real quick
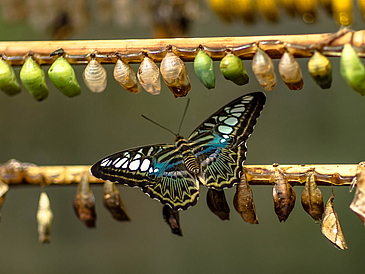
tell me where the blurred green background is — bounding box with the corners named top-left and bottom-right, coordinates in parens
top-left (0, 1), bottom-right (365, 273)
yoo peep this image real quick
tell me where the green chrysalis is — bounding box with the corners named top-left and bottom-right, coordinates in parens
top-left (340, 44), bottom-right (365, 96)
top-left (307, 51), bottom-right (332, 89)
top-left (194, 49), bottom-right (215, 90)
top-left (20, 56), bottom-right (49, 101)
top-left (220, 52), bottom-right (249, 86)
top-left (0, 58), bottom-right (21, 96)
top-left (48, 56), bottom-right (81, 98)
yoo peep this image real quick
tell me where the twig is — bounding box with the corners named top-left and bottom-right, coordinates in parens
top-left (0, 159), bottom-right (359, 186)
top-left (0, 29), bottom-right (364, 66)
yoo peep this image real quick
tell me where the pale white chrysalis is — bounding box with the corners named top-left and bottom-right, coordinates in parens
top-left (83, 57), bottom-right (107, 93)
top-left (36, 192), bottom-right (54, 244)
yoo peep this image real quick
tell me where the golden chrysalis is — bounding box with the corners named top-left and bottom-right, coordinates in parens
top-left (103, 181), bottom-right (131, 221)
top-left (321, 190), bottom-right (348, 250)
top-left (301, 171), bottom-right (324, 223)
top-left (272, 164), bottom-right (296, 222)
top-left (73, 172), bottom-right (97, 228)
top-left (233, 172), bottom-right (259, 224)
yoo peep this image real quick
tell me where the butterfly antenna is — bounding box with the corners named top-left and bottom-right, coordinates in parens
top-left (141, 115), bottom-right (177, 137)
top-left (178, 98), bottom-right (190, 135)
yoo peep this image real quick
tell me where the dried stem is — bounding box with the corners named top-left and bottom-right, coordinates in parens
top-left (1, 29), bottom-right (365, 66)
top-left (0, 159), bottom-right (359, 186)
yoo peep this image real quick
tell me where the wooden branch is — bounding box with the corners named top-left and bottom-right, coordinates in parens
top-left (1, 29), bottom-right (364, 66)
top-left (0, 159), bottom-right (359, 186)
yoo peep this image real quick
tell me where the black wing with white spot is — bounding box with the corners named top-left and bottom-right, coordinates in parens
top-left (189, 92), bottom-right (266, 189)
top-left (91, 144), bottom-right (199, 211)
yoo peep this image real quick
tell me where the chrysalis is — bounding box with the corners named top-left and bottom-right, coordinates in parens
top-left (73, 172), bottom-right (97, 228)
top-left (103, 181), bottom-right (131, 221)
top-left (272, 164), bottom-right (296, 222)
top-left (137, 55), bottom-right (161, 95)
top-left (307, 51), bottom-right (332, 89)
top-left (162, 205), bottom-right (182, 236)
top-left (233, 172), bottom-right (259, 224)
top-left (0, 58), bottom-right (21, 96)
top-left (160, 51), bottom-right (191, 98)
top-left (194, 48), bottom-right (215, 90)
top-left (340, 44), bottom-right (365, 96)
top-left (36, 192), bottom-right (53, 244)
top-left (0, 179), bottom-right (9, 222)
top-left (206, 189), bottom-right (230, 220)
top-left (252, 48), bottom-right (277, 91)
top-left (114, 58), bottom-right (141, 94)
top-left (278, 51), bottom-right (303, 90)
top-left (349, 162), bottom-right (365, 225)
top-left (20, 56), bottom-right (49, 101)
top-left (321, 192), bottom-right (348, 250)
top-left (220, 52), bottom-right (249, 86)
top-left (48, 50), bottom-right (81, 98)
top-left (83, 57), bottom-right (107, 93)
top-left (301, 171), bottom-right (324, 223)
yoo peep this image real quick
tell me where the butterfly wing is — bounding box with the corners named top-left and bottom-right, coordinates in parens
top-left (91, 144), bottom-right (199, 211)
top-left (189, 92), bottom-right (266, 189)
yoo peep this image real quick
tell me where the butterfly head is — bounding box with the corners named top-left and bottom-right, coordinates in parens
top-left (174, 135), bottom-right (184, 142)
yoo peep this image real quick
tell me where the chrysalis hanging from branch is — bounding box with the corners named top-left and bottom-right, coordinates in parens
top-left (36, 192), bottom-right (54, 244)
top-left (278, 51), bottom-right (303, 90)
top-left (0, 58), bottom-right (21, 96)
top-left (83, 55), bottom-right (107, 93)
top-left (301, 171), bottom-right (324, 223)
top-left (252, 48), bottom-right (277, 91)
top-left (193, 47), bottom-right (215, 90)
top-left (321, 188), bottom-right (348, 250)
top-left (137, 54), bottom-right (161, 95)
top-left (272, 164), bottom-right (296, 222)
top-left (307, 50), bottom-right (332, 89)
top-left (233, 171), bottom-right (259, 224)
top-left (103, 181), bottom-right (131, 221)
top-left (340, 44), bottom-right (365, 96)
top-left (20, 56), bottom-right (49, 101)
top-left (113, 57), bottom-right (141, 94)
top-left (160, 48), bottom-right (191, 98)
top-left (48, 48), bottom-right (81, 98)
top-left (220, 52), bottom-right (249, 86)
top-left (162, 205), bottom-right (182, 236)
top-left (206, 189), bottom-right (230, 221)
top-left (349, 161), bottom-right (365, 225)
top-left (73, 171), bottom-right (97, 228)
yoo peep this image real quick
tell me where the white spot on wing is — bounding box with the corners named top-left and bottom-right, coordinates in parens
top-left (129, 160), bottom-right (140, 171)
top-left (231, 106), bottom-right (245, 113)
top-left (100, 158), bottom-right (110, 166)
top-left (140, 159), bottom-right (150, 172)
top-left (218, 125), bottom-right (233, 134)
top-left (224, 117), bottom-right (238, 126)
top-left (133, 154), bottom-right (142, 160)
top-left (112, 158), bottom-right (121, 165)
top-left (115, 157), bottom-right (128, 168)
top-left (232, 112), bottom-right (242, 118)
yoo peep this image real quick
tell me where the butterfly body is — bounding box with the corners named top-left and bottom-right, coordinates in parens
top-left (91, 92), bottom-right (266, 211)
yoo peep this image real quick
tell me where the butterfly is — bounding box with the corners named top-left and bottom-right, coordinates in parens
top-left (91, 92), bottom-right (266, 211)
